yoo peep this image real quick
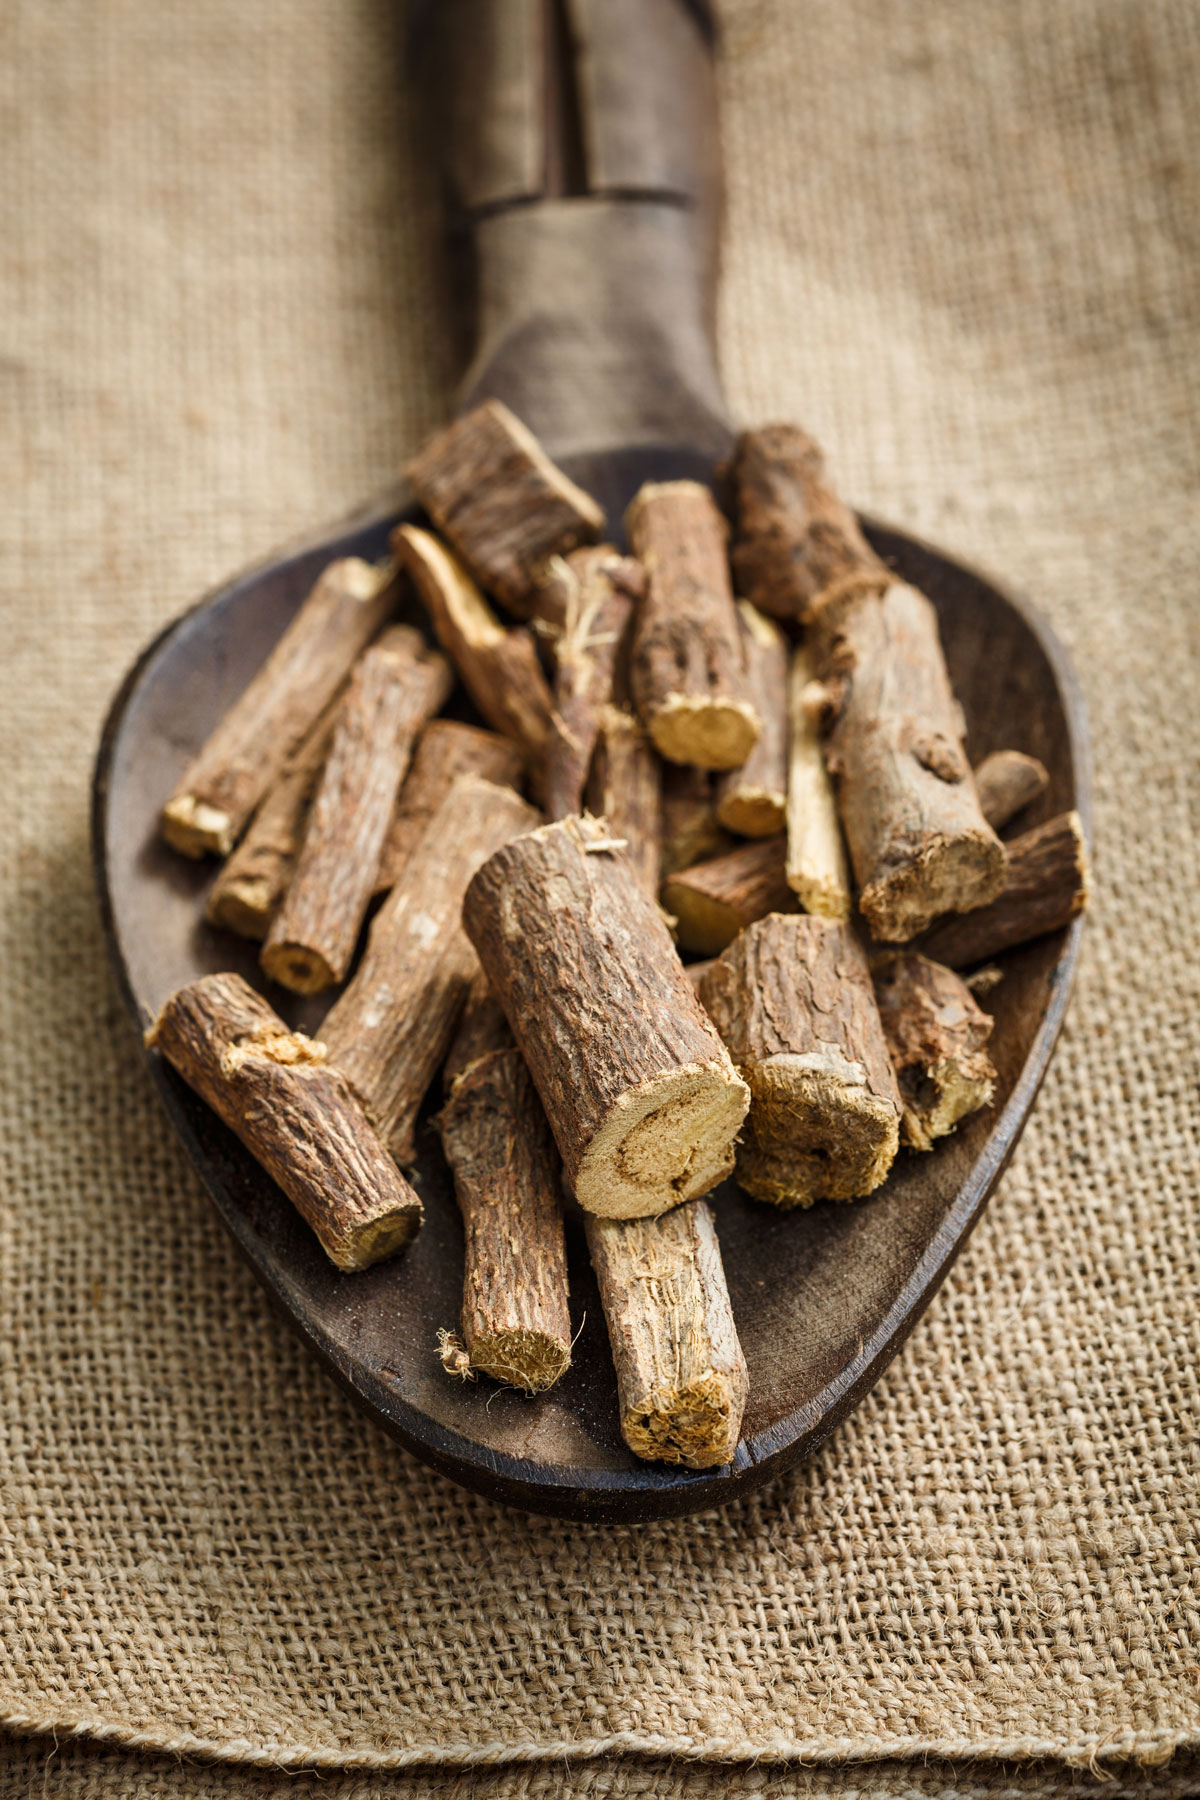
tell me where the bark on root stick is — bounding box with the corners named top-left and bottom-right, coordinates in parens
top-left (786, 644), bottom-right (851, 920)
top-left (147, 973), bottom-right (422, 1271)
top-left (393, 524), bottom-right (554, 772)
top-left (714, 604), bottom-right (789, 837)
top-left (162, 557), bottom-right (395, 857)
top-left (544, 546), bottom-right (643, 820)
top-left (586, 1199), bottom-right (747, 1469)
top-left (916, 811), bottom-right (1089, 968)
top-left (973, 749), bottom-right (1050, 831)
top-left (873, 952), bottom-right (996, 1152)
top-left (405, 398), bottom-right (605, 618)
top-left (660, 764), bottom-right (734, 877)
top-left (436, 979), bottom-right (572, 1394)
top-left (698, 914), bottom-right (901, 1207)
top-left (320, 775), bottom-right (540, 1164)
top-left (661, 835), bottom-right (794, 957)
top-left (585, 705), bottom-right (663, 899)
top-left (463, 812), bottom-right (750, 1221)
top-left (627, 481), bottom-right (760, 771)
top-left (722, 423), bottom-right (889, 626)
top-left (261, 628), bottom-right (453, 995)
top-left (205, 696), bottom-right (339, 941)
top-left (374, 719), bottom-right (524, 898)
top-left (815, 580), bottom-right (1006, 941)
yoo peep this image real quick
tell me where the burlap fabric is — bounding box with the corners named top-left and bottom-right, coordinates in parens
top-left (1, 2), bottom-right (1196, 1795)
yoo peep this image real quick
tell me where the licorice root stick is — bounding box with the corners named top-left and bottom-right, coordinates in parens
top-left (394, 524), bottom-right (554, 771)
top-left (627, 481), bottom-right (760, 771)
top-left (714, 604), bottom-right (789, 837)
top-left (437, 979), bottom-right (572, 1394)
top-left (661, 835), bottom-right (794, 957)
top-left (916, 811), bottom-right (1089, 968)
top-left (261, 627), bottom-right (452, 994)
top-left (404, 398), bottom-right (605, 618)
top-left (320, 775), bottom-right (539, 1164)
top-left (544, 546), bottom-right (642, 819)
top-left (724, 424), bottom-right (889, 625)
top-left (148, 973), bottom-right (422, 1270)
top-left (162, 557), bottom-right (395, 856)
top-left (585, 706), bottom-right (663, 899)
top-left (873, 951), bottom-right (996, 1151)
top-left (374, 719), bottom-right (524, 898)
top-left (205, 696), bottom-right (340, 941)
top-left (464, 813), bottom-right (750, 1220)
top-left (785, 643), bottom-right (851, 919)
top-left (973, 749), bottom-right (1050, 832)
top-left (816, 580), bottom-right (1007, 940)
top-left (586, 1199), bottom-right (747, 1468)
top-left (699, 914), bottom-right (901, 1207)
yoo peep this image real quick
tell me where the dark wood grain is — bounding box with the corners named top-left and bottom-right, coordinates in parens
top-left (92, 462), bottom-right (1090, 1521)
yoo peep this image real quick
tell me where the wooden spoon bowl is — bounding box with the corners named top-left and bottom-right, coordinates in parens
top-left (92, 439), bottom-right (1089, 1521)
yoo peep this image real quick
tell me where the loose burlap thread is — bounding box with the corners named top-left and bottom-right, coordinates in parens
top-left (0, 1), bottom-right (1197, 1794)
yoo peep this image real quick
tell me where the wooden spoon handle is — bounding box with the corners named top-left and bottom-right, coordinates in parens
top-left (410, 0), bottom-right (731, 461)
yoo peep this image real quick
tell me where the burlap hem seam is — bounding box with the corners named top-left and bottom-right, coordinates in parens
top-left (0, 1711), bottom-right (1194, 1774)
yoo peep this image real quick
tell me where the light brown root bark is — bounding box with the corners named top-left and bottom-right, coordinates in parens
top-left (404, 398), bottom-right (604, 618)
top-left (585, 1199), bottom-right (747, 1468)
top-left (627, 481), bottom-right (759, 771)
top-left (872, 951), bottom-right (996, 1151)
top-left (714, 604), bottom-right (789, 837)
top-left (543, 546), bottom-right (643, 820)
top-left (373, 718), bottom-right (525, 899)
top-left (261, 628), bottom-right (452, 994)
top-left (437, 984), bottom-right (571, 1394)
top-left (585, 705), bottom-right (664, 899)
top-left (661, 835), bottom-right (794, 957)
top-left (162, 557), bottom-right (395, 857)
top-left (722, 423), bottom-right (889, 626)
top-left (699, 914), bottom-right (901, 1207)
top-left (973, 749), bottom-right (1050, 832)
top-left (147, 974), bottom-right (421, 1270)
top-left (463, 812), bottom-right (749, 1220)
top-left (393, 524), bottom-right (554, 773)
top-left (320, 775), bottom-right (540, 1164)
top-left (205, 696), bottom-right (340, 941)
top-left (915, 811), bottom-right (1089, 968)
top-left (815, 581), bottom-right (1007, 940)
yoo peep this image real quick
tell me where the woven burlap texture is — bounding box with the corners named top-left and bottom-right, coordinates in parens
top-left (1, 0), bottom-right (1197, 1788)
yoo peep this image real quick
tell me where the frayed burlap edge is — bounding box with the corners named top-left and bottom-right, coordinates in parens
top-left (1, 1710), bottom-right (1193, 1775)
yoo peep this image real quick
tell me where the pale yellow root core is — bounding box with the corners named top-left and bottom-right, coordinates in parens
top-left (575, 1061), bottom-right (750, 1220)
top-left (736, 1054), bottom-right (900, 1208)
top-left (623, 1369), bottom-right (743, 1469)
top-left (789, 873), bottom-right (851, 922)
top-left (467, 1328), bottom-right (572, 1395)
top-left (716, 785), bottom-right (787, 838)
top-left (862, 830), bottom-right (1007, 943)
top-left (649, 694), bottom-right (761, 772)
top-left (786, 653), bottom-right (851, 918)
top-left (659, 885), bottom-right (742, 957)
top-left (161, 794), bottom-right (235, 858)
top-left (901, 1057), bottom-right (995, 1153)
top-left (260, 939), bottom-right (339, 996)
top-left (210, 1026), bottom-right (326, 1077)
top-left (329, 1203), bottom-right (424, 1273)
top-left (206, 874), bottom-right (274, 941)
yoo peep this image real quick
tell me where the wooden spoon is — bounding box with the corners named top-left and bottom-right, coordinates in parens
top-left (91, 2), bottom-right (1090, 1521)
